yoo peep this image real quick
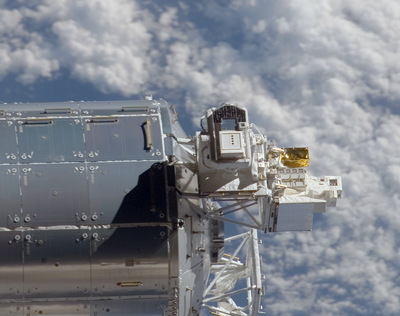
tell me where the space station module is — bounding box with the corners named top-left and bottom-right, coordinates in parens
top-left (0, 99), bottom-right (341, 316)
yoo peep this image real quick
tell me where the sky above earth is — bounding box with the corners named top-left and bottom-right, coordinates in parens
top-left (1, 1), bottom-right (400, 315)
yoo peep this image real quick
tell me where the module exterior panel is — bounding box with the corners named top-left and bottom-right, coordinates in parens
top-left (84, 115), bottom-right (164, 162)
top-left (17, 118), bottom-right (85, 163)
top-left (0, 165), bottom-right (21, 228)
top-left (22, 229), bottom-right (91, 300)
top-left (90, 227), bottom-right (170, 298)
top-left (0, 120), bottom-right (17, 164)
top-left (0, 231), bottom-right (23, 301)
top-left (88, 161), bottom-right (164, 225)
top-left (20, 163), bottom-right (90, 226)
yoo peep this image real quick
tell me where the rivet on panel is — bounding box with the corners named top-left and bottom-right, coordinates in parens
top-left (9, 235), bottom-right (21, 244)
top-left (88, 150), bottom-right (99, 158)
top-left (74, 167), bottom-right (81, 173)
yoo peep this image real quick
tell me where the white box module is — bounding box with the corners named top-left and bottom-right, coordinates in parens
top-left (219, 131), bottom-right (245, 158)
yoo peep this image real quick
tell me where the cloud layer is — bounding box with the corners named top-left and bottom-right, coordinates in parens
top-left (1, 1), bottom-right (400, 315)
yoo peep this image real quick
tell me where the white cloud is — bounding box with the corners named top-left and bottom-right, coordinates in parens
top-left (26, 0), bottom-right (158, 94)
top-left (0, 6), bottom-right (22, 34)
top-left (1, 0), bottom-right (192, 95)
top-left (0, 5), bottom-right (59, 83)
top-left (205, 0), bottom-right (400, 116)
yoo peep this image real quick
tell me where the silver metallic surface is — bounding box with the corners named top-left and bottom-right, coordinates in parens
top-left (0, 99), bottom-right (214, 315)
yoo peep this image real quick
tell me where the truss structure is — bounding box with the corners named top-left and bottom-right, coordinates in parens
top-left (203, 196), bottom-right (278, 233)
top-left (203, 230), bottom-right (263, 316)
